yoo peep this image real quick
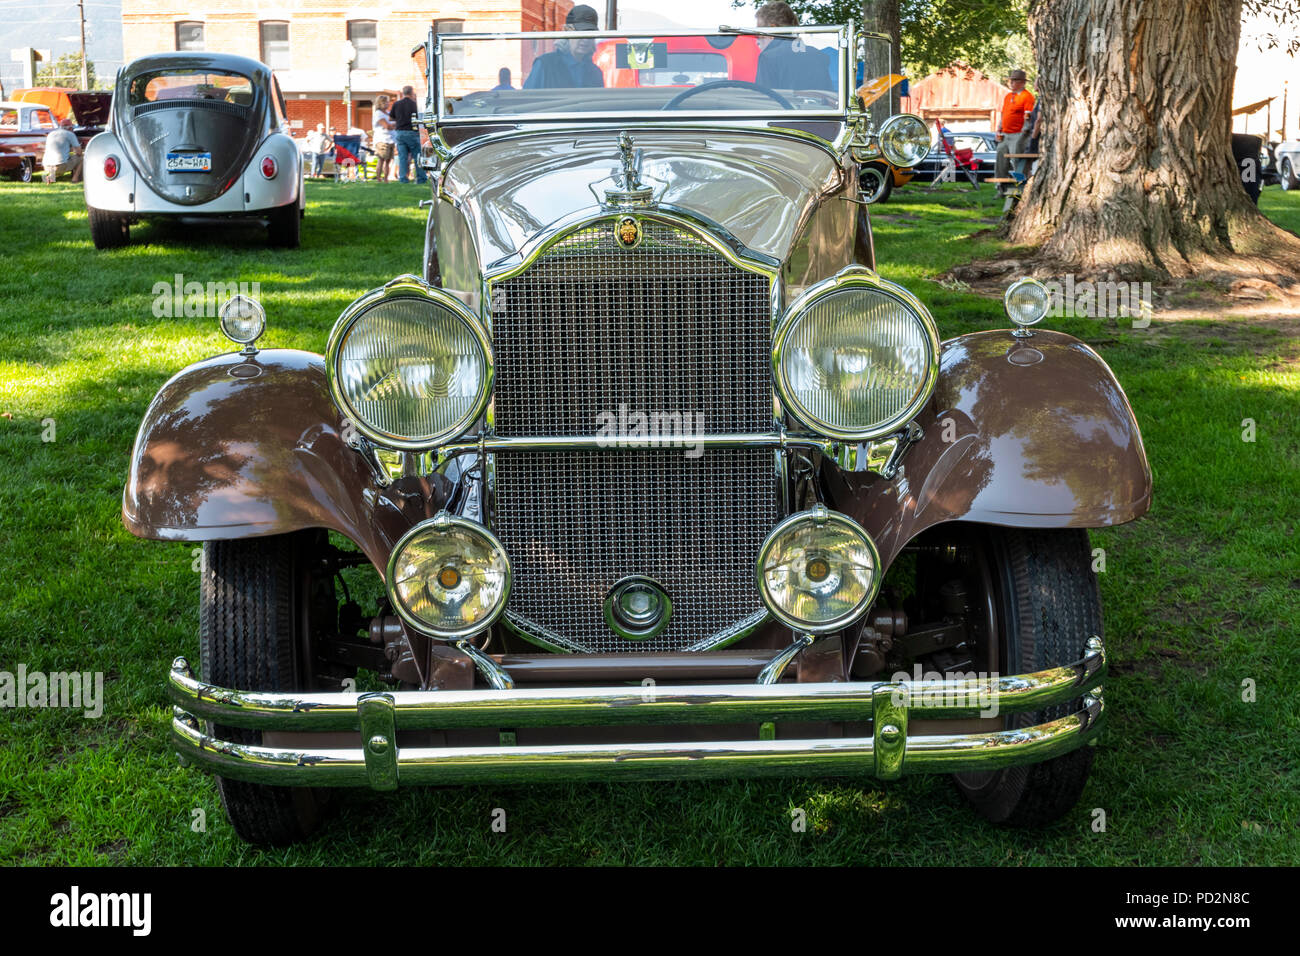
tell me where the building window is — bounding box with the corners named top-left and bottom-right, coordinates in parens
top-left (435, 19), bottom-right (465, 72)
top-left (347, 21), bottom-right (378, 71)
top-left (260, 21), bottom-right (290, 71)
top-left (176, 21), bottom-right (204, 52)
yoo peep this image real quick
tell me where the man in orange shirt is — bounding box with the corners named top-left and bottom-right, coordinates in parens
top-left (995, 69), bottom-right (1036, 194)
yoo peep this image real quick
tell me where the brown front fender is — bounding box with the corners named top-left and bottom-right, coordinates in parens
top-left (826, 329), bottom-right (1152, 566)
top-left (122, 349), bottom-right (448, 572)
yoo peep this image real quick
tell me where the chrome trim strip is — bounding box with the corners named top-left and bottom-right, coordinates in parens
top-left (171, 691), bottom-right (1105, 787)
top-left (167, 637), bottom-right (1105, 730)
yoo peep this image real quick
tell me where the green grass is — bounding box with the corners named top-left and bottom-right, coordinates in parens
top-left (1, 178), bottom-right (1297, 865)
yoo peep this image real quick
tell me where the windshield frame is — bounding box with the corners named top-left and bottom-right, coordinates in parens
top-left (430, 25), bottom-right (856, 127)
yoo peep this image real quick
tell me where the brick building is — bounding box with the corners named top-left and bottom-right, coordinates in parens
top-left (120, 1), bottom-right (575, 135)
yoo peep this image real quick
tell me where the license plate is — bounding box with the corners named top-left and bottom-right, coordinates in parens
top-left (166, 152), bottom-right (211, 172)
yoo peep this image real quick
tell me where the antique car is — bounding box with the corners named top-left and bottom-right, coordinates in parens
top-left (127, 24), bottom-right (1150, 845)
top-left (11, 87), bottom-right (113, 137)
top-left (1276, 138), bottom-right (1300, 191)
top-left (0, 100), bottom-right (59, 182)
top-left (83, 52), bottom-right (303, 249)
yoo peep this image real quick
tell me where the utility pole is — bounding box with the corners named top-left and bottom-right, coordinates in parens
top-left (78, 1), bottom-right (89, 87)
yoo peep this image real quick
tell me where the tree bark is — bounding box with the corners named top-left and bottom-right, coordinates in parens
top-left (862, 0), bottom-right (903, 114)
top-left (1008, 0), bottom-right (1300, 282)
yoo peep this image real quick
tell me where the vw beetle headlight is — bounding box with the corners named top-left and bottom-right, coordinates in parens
top-left (327, 275), bottom-right (491, 449)
top-left (386, 513), bottom-right (511, 639)
top-left (774, 271), bottom-right (939, 441)
top-left (878, 113), bottom-right (932, 167)
top-left (756, 505), bottom-right (881, 633)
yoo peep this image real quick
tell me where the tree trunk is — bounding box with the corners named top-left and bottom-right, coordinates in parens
top-left (1008, 0), bottom-right (1300, 282)
top-left (862, 0), bottom-right (903, 114)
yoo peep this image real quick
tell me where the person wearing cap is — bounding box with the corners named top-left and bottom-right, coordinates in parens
top-left (754, 1), bottom-right (834, 92)
top-left (994, 69), bottom-right (1035, 193)
top-left (42, 117), bottom-right (83, 184)
top-left (523, 4), bottom-right (604, 90)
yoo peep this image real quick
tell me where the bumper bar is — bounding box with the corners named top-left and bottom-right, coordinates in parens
top-left (168, 637), bottom-right (1106, 788)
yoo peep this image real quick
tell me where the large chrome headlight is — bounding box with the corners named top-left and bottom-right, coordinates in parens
top-left (327, 275), bottom-right (491, 449)
top-left (877, 113), bottom-right (932, 167)
top-left (774, 270), bottom-right (939, 441)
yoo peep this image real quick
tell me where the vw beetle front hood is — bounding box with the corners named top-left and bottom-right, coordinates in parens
top-left (440, 128), bottom-right (845, 265)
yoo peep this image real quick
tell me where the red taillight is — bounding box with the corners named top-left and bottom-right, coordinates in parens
top-left (104, 156), bottom-right (118, 179)
top-left (261, 156), bottom-right (277, 179)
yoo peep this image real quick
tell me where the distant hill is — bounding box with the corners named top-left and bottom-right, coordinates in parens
top-left (0, 0), bottom-right (123, 92)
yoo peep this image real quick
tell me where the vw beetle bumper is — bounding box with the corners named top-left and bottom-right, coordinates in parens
top-left (167, 638), bottom-right (1106, 789)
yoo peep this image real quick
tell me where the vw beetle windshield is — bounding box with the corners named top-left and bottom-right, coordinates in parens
top-left (437, 29), bottom-right (852, 119)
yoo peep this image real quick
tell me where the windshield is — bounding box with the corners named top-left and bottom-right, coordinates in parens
top-left (436, 28), bottom-right (852, 120)
top-left (127, 70), bottom-right (254, 107)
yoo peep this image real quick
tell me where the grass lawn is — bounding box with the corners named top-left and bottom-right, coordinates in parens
top-left (1, 179), bottom-right (1297, 865)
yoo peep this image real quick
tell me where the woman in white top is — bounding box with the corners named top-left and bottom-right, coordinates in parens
top-left (372, 95), bottom-right (395, 182)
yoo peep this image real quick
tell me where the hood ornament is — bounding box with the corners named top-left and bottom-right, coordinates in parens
top-left (604, 131), bottom-right (655, 207)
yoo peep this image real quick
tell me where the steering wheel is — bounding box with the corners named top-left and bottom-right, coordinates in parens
top-left (662, 79), bottom-right (794, 111)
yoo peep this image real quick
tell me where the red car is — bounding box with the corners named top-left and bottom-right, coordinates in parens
top-left (594, 34), bottom-right (761, 88)
top-left (0, 93), bottom-right (111, 182)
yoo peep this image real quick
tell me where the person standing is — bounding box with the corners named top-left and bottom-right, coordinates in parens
top-left (391, 86), bottom-right (425, 185)
top-left (994, 69), bottom-right (1035, 194)
top-left (42, 117), bottom-right (83, 183)
top-left (372, 94), bottom-right (395, 182)
top-left (305, 123), bottom-right (332, 178)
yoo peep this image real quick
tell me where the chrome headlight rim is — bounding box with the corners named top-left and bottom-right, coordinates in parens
top-left (1003, 275), bottom-right (1051, 331)
top-left (877, 112), bottom-right (933, 168)
top-left (772, 268), bottom-right (941, 442)
top-left (325, 274), bottom-right (494, 451)
top-left (385, 513), bottom-right (512, 640)
top-left (754, 506), bottom-right (883, 635)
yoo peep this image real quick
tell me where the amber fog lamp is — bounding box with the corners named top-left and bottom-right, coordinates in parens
top-left (327, 275), bottom-right (492, 450)
top-left (1004, 277), bottom-right (1050, 336)
top-left (218, 294), bottom-right (266, 347)
top-left (756, 505), bottom-right (880, 633)
top-left (386, 513), bottom-right (511, 640)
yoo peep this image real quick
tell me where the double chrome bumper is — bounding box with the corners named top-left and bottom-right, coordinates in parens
top-left (167, 638), bottom-right (1106, 788)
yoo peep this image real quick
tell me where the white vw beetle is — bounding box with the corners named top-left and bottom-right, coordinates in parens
top-left (83, 52), bottom-right (304, 248)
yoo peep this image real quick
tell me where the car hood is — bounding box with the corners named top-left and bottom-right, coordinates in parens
top-left (68, 91), bottom-right (111, 129)
top-left (440, 128), bottom-right (845, 266)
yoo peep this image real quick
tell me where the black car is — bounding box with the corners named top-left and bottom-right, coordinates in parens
top-left (909, 130), bottom-right (998, 183)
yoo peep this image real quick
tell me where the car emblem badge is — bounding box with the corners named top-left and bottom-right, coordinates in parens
top-left (616, 216), bottom-right (642, 249)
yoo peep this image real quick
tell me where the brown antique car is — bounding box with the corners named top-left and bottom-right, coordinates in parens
top-left (125, 24), bottom-right (1150, 844)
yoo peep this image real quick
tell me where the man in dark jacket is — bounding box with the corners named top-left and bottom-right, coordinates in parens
top-left (754, 1), bottom-right (833, 92)
top-left (523, 5), bottom-right (604, 90)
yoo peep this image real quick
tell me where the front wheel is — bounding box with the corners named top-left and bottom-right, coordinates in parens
top-left (87, 205), bottom-right (129, 249)
top-left (201, 532), bottom-right (331, 845)
top-left (1281, 158), bottom-right (1298, 191)
top-left (859, 164), bottom-right (893, 203)
top-left (19, 158), bottom-right (34, 183)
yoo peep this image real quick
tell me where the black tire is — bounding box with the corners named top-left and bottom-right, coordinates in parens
top-left (201, 532), bottom-right (329, 845)
top-left (947, 527), bottom-right (1100, 827)
top-left (267, 201), bottom-right (300, 247)
top-left (1281, 158), bottom-right (1298, 192)
top-left (19, 158), bottom-right (34, 183)
top-left (860, 164), bottom-right (893, 203)
top-left (87, 205), bottom-right (129, 249)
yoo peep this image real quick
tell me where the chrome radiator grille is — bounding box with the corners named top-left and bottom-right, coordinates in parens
top-left (489, 219), bottom-right (776, 653)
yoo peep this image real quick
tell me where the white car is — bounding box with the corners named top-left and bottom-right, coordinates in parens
top-left (1276, 140), bottom-right (1300, 191)
top-left (83, 52), bottom-right (304, 248)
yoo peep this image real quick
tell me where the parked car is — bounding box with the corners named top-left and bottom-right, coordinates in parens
top-left (130, 23), bottom-right (1149, 844)
top-left (909, 130), bottom-right (998, 183)
top-left (0, 100), bottom-right (59, 182)
top-left (1276, 139), bottom-right (1300, 191)
top-left (10, 87), bottom-right (112, 138)
top-left (83, 52), bottom-right (304, 248)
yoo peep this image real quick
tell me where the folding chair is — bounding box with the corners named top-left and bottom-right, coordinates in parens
top-left (332, 135), bottom-right (366, 183)
top-left (936, 135), bottom-right (980, 189)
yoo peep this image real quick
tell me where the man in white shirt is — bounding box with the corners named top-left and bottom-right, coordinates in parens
top-left (43, 118), bottom-right (83, 184)
top-left (304, 124), bottom-right (332, 178)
